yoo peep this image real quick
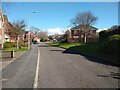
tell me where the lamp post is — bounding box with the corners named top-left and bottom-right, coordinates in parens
top-left (28, 11), bottom-right (37, 49)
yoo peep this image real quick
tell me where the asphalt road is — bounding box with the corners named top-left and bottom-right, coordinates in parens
top-left (1, 43), bottom-right (119, 88)
top-left (38, 43), bottom-right (119, 88)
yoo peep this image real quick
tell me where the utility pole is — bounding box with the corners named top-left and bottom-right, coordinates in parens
top-left (28, 11), bottom-right (37, 49)
top-left (28, 14), bottom-right (30, 49)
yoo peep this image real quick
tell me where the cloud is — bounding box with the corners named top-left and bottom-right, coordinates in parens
top-left (47, 28), bottom-right (66, 35)
top-left (97, 28), bottom-right (108, 32)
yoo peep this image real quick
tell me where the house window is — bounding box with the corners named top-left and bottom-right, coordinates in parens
top-left (74, 30), bottom-right (77, 35)
top-left (73, 36), bottom-right (79, 38)
top-left (90, 30), bottom-right (93, 34)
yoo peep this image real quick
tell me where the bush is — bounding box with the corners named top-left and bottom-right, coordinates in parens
top-left (19, 41), bottom-right (24, 46)
top-left (10, 42), bottom-right (16, 47)
top-left (99, 27), bottom-right (120, 42)
top-left (3, 42), bottom-right (12, 48)
top-left (98, 34), bottom-right (120, 60)
top-left (107, 35), bottom-right (120, 53)
top-left (40, 38), bottom-right (46, 42)
top-left (60, 37), bottom-right (67, 43)
top-left (99, 30), bottom-right (112, 42)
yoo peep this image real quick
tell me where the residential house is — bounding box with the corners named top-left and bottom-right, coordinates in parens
top-left (24, 30), bottom-right (37, 45)
top-left (66, 25), bottom-right (98, 43)
top-left (6, 22), bottom-right (16, 42)
top-left (0, 9), bottom-right (8, 49)
top-left (0, 8), bottom-right (3, 49)
top-left (33, 36), bottom-right (40, 42)
top-left (6, 22), bottom-right (25, 43)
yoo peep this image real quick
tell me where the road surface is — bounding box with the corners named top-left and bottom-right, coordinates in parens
top-left (1, 43), bottom-right (119, 88)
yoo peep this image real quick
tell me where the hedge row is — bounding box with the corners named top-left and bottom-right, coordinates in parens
top-left (99, 26), bottom-right (120, 42)
top-left (98, 34), bottom-right (120, 61)
top-left (3, 41), bottom-right (27, 49)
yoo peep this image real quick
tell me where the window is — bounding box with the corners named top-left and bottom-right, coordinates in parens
top-left (74, 30), bottom-right (77, 35)
top-left (90, 30), bottom-right (93, 34)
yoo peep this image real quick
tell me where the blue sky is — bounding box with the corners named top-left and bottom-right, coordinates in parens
top-left (2, 2), bottom-right (118, 34)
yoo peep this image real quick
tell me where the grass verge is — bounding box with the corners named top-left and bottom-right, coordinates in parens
top-left (3, 46), bottom-right (28, 51)
top-left (47, 41), bottom-right (118, 65)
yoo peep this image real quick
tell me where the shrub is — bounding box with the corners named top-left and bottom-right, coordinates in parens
top-left (99, 27), bottom-right (120, 42)
top-left (60, 37), bottom-right (67, 43)
top-left (107, 34), bottom-right (120, 53)
top-left (98, 34), bottom-right (120, 60)
top-left (99, 30), bottom-right (112, 42)
top-left (10, 42), bottom-right (16, 47)
top-left (19, 41), bottom-right (24, 46)
top-left (40, 38), bottom-right (46, 42)
top-left (3, 42), bottom-right (11, 48)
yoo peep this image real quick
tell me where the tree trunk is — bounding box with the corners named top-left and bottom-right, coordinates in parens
top-left (16, 36), bottom-right (19, 49)
top-left (84, 33), bottom-right (87, 43)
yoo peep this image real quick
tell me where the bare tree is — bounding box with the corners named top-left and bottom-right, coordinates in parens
top-left (7, 20), bottom-right (26, 49)
top-left (71, 11), bottom-right (98, 42)
top-left (30, 26), bottom-right (42, 35)
top-left (2, 1), bottom-right (12, 14)
top-left (38, 31), bottom-right (48, 42)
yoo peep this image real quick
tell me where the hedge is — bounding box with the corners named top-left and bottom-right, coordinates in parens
top-left (3, 42), bottom-right (12, 48)
top-left (3, 41), bottom-right (25, 49)
top-left (98, 34), bottom-right (120, 60)
top-left (99, 26), bottom-right (120, 42)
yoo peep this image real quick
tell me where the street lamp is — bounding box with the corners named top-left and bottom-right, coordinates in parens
top-left (28, 11), bottom-right (37, 49)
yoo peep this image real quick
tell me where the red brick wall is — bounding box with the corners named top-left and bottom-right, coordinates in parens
top-left (67, 30), bottom-right (98, 43)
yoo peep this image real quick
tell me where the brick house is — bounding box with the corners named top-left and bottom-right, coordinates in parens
top-left (0, 9), bottom-right (3, 49)
top-left (0, 9), bottom-right (9, 49)
top-left (33, 36), bottom-right (40, 42)
top-left (24, 30), bottom-right (37, 45)
top-left (66, 25), bottom-right (98, 43)
top-left (6, 22), bottom-right (26, 43)
top-left (5, 22), bottom-right (16, 42)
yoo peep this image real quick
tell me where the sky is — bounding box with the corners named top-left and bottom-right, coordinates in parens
top-left (2, 2), bottom-right (118, 35)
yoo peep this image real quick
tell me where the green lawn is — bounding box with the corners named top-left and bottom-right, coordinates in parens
top-left (3, 46), bottom-right (28, 51)
top-left (47, 41), bottom-right (118, 64)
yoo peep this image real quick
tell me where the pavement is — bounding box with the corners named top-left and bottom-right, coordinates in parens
top-left (1, 43), bottom-right (120, 88)
top-left (0, 51), bottom-right (26, 70)
top-left (1, 44), bottom-right (38, 88)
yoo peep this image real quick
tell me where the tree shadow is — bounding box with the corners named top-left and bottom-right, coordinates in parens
top-left (62, 46), bottom-right (120, 67)
top-left (38, 44), bottom-right (52, 47)
top-left (98, 72), bottom-right (120, 80)
top-left (50, 50), bottom-right (64, 52)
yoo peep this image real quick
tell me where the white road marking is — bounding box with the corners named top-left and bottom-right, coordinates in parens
top-left (33, 47), bottom-right (40, 88)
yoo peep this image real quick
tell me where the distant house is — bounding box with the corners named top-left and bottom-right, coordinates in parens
top-left (66, 25), bottom-right (98, 43)
top-left (24, 30), bottom-right (37, 44)
top-left (33, 36), bottom-right (40, 42)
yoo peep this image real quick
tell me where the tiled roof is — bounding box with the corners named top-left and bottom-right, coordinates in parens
top-left (71, 25), bottom-right (98, 31)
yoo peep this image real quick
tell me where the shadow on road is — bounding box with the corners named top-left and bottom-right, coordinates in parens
top-left (98, 72), bottom-right (120, 80)
top-left (50, 50), bottom-right (64, 52)
top-left (38, 45), bottom-right (52, 47)
top-left (62, 46), bottom-right (120, 67)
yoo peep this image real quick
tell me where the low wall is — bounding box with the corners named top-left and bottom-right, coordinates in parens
top-left (0, 50), bottom-right (15, 58)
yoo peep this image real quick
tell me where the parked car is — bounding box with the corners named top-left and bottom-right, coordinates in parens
top-left (33, 41), bottom-right (38, 44)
